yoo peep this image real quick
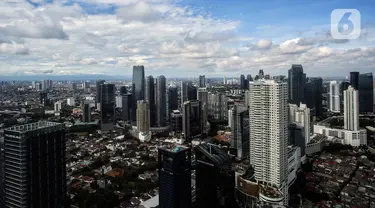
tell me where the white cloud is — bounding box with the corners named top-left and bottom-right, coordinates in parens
top-left (0, 42), bottom-right (29, 54)
top-left (0, 0), bottom-right (373, 77)
top-left (256, 39), bottom-right (272, 49)
top-left (116, 1), bottom-right (161, 23)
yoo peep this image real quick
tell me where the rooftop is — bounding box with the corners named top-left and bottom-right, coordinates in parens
top-left (159, 144), bottom-right (189, 153)
top-left (5, 121), bottom-right (64, 133)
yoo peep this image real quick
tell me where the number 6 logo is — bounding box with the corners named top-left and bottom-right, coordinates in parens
top-left (331, 9), bottom-right (361, 40)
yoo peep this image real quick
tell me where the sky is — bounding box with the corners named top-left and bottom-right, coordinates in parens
top-left (0, 0), bottom-right (374, 78)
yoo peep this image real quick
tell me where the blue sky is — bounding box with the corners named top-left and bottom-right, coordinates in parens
top-left (0, 0), bottom-right (374, 77)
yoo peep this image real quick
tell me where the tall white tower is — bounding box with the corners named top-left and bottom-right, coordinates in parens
top-left (344, 86), bottom-right (359, 131)
top-left (329, 81), bottom-right (340, 112)
top-left (248, 80), bottom-right (288, 204)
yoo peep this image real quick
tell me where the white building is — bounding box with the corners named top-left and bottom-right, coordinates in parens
top-left (313, 124), bottom-right (366, 146)
top-left (248, 80), bottom-right (288, 205)
top-left (344, 86), bottom-right (359, 131)
top-left (54, 101), bottom-right (63, 112)
top-left (329, 81), bottom-right (340, 112)
top-left (289, 103), bottom-right (310, 144)
top-left (115, 96), bottom-right (123, 108)
top-left (67, 97), bottom-right (75, 106)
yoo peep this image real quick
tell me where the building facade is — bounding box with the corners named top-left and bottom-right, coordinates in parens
top-left (288, 64), bottom-right (305, 105)
top-left (156, 75), bottom-right (167, 127)
top-left (208, 92), bottom-right (228, 121)
top-left (145, 76), bottom-right (156, 127)
top-left (248, 80), bottom-right (289, 205)
top-left (329, 81), bottom-right (340, 113)
top-left (100, 84), bottom-right (116, 131)
top-left (3, 122), bottom-right (67, 208)
top-left (344, 86), bottom-right (359, 131)
top-left (132, 65), bottom-right (145, 121)
top-left (182, 100), bottom-right (202, 142)
top-left (158, 145), bottom-right (191, 208)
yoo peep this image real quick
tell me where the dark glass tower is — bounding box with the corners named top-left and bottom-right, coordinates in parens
top-left (132, 65), bottom-right (145, 121)
top-left (288, 64), bottom-right (305, 105)
top-left (182, 100), bottom-right (202, 142)
top-left (100, 84), bottom-right (115, 131)
top-left (350, 71), bottom-right (359, 90)
top-left (187, 85), bottom-right (197, 101)
top-left (122, 93), bottom-right (133, 123)
top-left (304, 77), bottom-right (323, 116)
top-left (3, 122), bottom-right (67, 208)
top-left (82, 103), bottom-right (91, 122)
top-left (195, 143), bottom-right (236, 208)
top-left (240, 74), bottom-right (246, 90)
top-left (158, 145), bottom-right (191, 208)
top-left (199, 75), bottom-right (206, 88)
top-left (145, 76), bottom-right (156, 127)
top-left (181, 81), bottom-right (196, 104)
top-left (231, 105), bottom-right (250, 159)
top-left (168, 87), bottom-right (178, 118)
top-left (96, 80), bottom-right (105, 104)
top-left (156, 75), bottom-right (167, 127)
top-left (359, 73), bottom-right (374, 113)
top-left (247, 74), bottom-right (253, 82)
top-left (119, 86), bottom-right (127, 95)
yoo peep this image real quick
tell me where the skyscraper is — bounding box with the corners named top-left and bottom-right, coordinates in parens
top-left (240, 74), bottom-right (246, 90)
top-left (122, 93), bottom-right (133, 123)
top-left (288, 64), bottom-right (305, 105)
top-left (96, 80), bottom-right (105, 105)
top-left (136, 100), bottom-right (150, 132)
top-left (168, 87), bottom-right (178, 117)
top-left (132, 65), bottom-right (145, 121)
top-left (230, 105), bottom-right (250, 159)
top-left (188, 85), bottom-right (197, 101)
top-left (100, 84), bottom-right (115, 131)
top-left (83, 102), bottom-right (91, 122)
top-left (119, 86), bottom-right (127, 95)
top-left (197, 88), bottom-right (208, 132)
top-left (182, 100), bottom-right (202, 142)
top-left (329, 81), bottom-right (340, 113)
top-left (344, 86), bottom-right (359, 131)
top-left (208, 92), bottom-right (228, 120)
top-left (136, 100), bottom-right (150, 142)
top-left (304, 77), bottom-right (323, 116)
top-left (199, 75), bottom-right (206, 88)
top-left (3, 122), bottom-right (67, 208)
top-left (195, 143), bottom-right (236, 208)
top-left (248, 80), bottom-right (288, 205)
top-left (289, 103), bottom-right (310, 146)
top-left (170, 110), bottom-right (183, 133)
top-left (340, 81), bottom-right (350, 111)
top-left (350, 71), bottom-right (359, 90)
top-left (359, 73), bottom-right (374, 113)
top-left (258, 69), bottom-right (264, 79)
top-left (156, 75), bottom-right (167, 127)
top-left (145, 76), bottom-right (156, 127)
top-left (158, 145), bottom-right (191, 208)
top-left (180, 81), bottom-right (191, 104)
top-left (247, 74), bottom-right (253, 82)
